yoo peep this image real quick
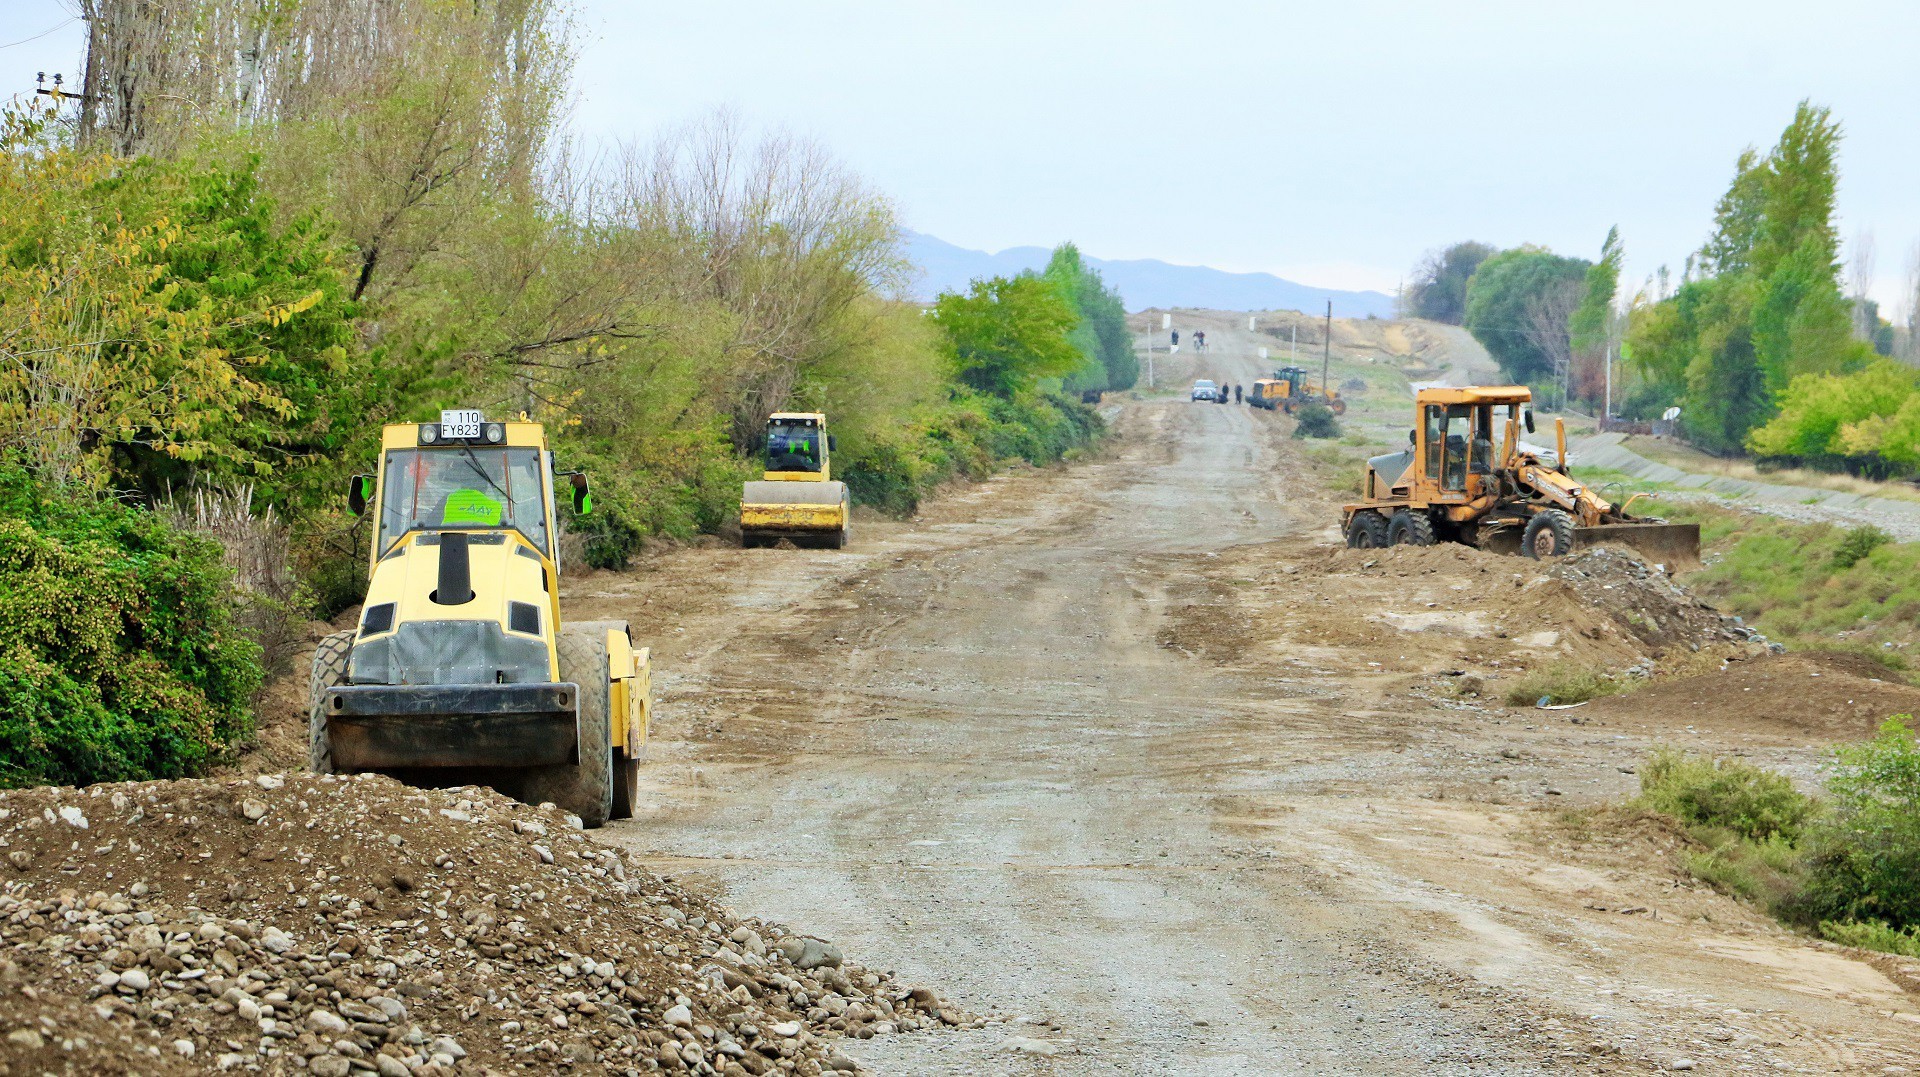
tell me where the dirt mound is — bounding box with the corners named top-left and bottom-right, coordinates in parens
top-left (0, 774), bottom-right (958, 1075)
top-left (1315, 544), bottom-right (1758, 656)
top-left (1584, 650), bottom-right (1920, 739)
top-left (1543, 547), bottom-right (1761, 651)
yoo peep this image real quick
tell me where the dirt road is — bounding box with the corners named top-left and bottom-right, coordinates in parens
top-left (572, 390), bottom-right (1920, 1074)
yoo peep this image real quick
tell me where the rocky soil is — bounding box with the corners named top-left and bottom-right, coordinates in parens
top-left (0, 773), bottom-right (963, 1075)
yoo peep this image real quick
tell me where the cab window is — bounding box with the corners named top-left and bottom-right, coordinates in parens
top-left (379, 447), bottom-right (549, 557)
top-left (1423, 405), bottom-right (1446, 479)
top-left (767, 424), bottom-right (822, 473)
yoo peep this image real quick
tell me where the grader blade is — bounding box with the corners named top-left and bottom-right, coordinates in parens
top-left (1571, 522), bottom-right (1701, 567)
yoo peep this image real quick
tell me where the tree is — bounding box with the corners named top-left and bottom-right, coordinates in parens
top-left (1681, 280), bottom-right (1770, 455)
top-left (1043, 243), bottom-right (1135, 394)
top-left (1402, 242), bottom-right (1497, 324)
top-left (1569, 227), bottom-right (1624, 407)
top-left (1748, 359), bottom-right (1918, 465)
top-left (0, 107), bottom-right (357, 496)
top-left (932, 275), bottom-right (1083, 398)
top-left (1625, 101), bottom-right (1874, 455)
top-left (1462, 247), bottom-right (1591, 386)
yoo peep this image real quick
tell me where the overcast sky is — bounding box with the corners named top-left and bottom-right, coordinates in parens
top-left (7, 1), bottom-right (1917, 312)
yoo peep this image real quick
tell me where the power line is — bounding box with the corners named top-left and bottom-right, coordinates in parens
top-left (0, 18), bottom-right (77, 52)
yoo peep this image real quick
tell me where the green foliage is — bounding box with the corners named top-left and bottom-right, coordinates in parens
top-left (1832, 525), bottom-right (1893, 569)
top-left (1044, 244), bottom-right (1137, 393)
top-left (1632, 748), bottom-right (1812, 913)
top-left (839, 391), bottom-right (1102, 518)
top-left (1290, 404), bottom-right (1341, 440)
top-left (1635, 496), bottom-right (1920, 653)
top-left (1502, 662), bottom-right (1622, 707)
top-left (1796, 717), bottom-right (1920, 928)
top-left (0, 464), bottom-right (261, 786)
top-left (1680, 279), bottom-right (1771, 454)
top-left (933, 275), bottom-right (1086, 398)
top-left (1568, 227), bottom-right (1623, 405)
top-left (1746, 360), bottom-right (1920, 474)
top-left (0, 108), bottom-right (360, 496)
top-left (1462, 246), bottom-right (1592, 384)
top-left (1638, 747), bottom-right (1813, 843)
top-left (1402, 241), bottom-right (1497, 324)
top-left (1817, 918), bottom-right (1920, 957)
top-left (1628, 101), bottom-right (1875, 459)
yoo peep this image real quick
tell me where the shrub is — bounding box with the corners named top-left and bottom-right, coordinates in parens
top-left (1636, 747), bottom-right (1813, 843)
top-left (1503, 662), bottom-right (1621, 707)
top-left (1832, 524), bottom-right (1892, 569)
top-left (1817, 918), bottom-right (1920, 957)
top-left (159, 485), bottom-right (311, 677)
top-left (1684, 833), bottom-right (1805, 910)
top-left (1292, 403), bottom-right (1341, 439)
top-left (0, 465), bottom-right (262, 786)
top-left (1796, 716), bottom-right (1920, 928)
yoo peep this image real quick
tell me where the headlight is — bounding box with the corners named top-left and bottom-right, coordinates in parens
top-left (486, 423), bottom-right (505, 443)
top-left (420, 425), bottom-right (439, 444)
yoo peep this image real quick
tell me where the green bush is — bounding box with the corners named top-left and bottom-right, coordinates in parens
top-left (1684, 832), bottom-right (1805, 910)
top-left (1832, 524), bottom-right (1892, 569)
top-left (1817, 918), bottom-right (1920, 957)
top-left (1292, 403), bottom-right (1341, 439)
top-left (1637, 747), bottom-right (1813, 843)
top-left (839, 391), bottom-right (1102, 520)
top-left (1796, 716), bottom-right (1920, 928)
top-left (1503, 662), bottom-right (1621, 707)
top-left (0, 466), bottom-right (262, 786)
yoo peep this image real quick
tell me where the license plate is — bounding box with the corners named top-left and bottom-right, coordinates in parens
top-left (440, 409), bottom-right (483, 439)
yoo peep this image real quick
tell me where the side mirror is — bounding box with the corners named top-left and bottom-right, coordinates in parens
top-left (828, 435), bottom-right (838, 452)
top-left (1407, 428), bottom-right (1416, 447)
top-left (567, 472), bottom-right (591, 515)
top-left (346, 474), bottom-right (372, 515)
top-left (1523, 409), bottom-right (1536, 434)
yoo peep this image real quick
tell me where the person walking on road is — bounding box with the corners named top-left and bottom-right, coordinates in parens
top-left (1234, 384), bottom-right (1243, 403)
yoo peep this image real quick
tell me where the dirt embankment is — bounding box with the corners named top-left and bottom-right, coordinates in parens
top-left (0, 774), bottom-right (961, 1075)
top-left (1163, 541), bottom-right (1761, 691)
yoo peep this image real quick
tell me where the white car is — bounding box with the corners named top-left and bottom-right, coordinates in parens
top-left (1191, 380), bottom-right (1218, 402)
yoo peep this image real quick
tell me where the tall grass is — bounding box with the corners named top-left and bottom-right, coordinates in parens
top-left (1630, 496), bottom-right (1920, 659)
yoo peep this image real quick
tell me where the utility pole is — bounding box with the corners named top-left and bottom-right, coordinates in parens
top-left (1321, 300), bottom-right (1332, 396)
top-left (1290, 323), bottom-right (1296, 363)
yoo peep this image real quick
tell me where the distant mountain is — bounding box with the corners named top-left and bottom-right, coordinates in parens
top-left (901, 232), bottom-right (1397, 318)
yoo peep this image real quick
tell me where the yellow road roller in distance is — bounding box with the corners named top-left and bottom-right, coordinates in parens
top-left (740, 412), bottom-right (851, 549)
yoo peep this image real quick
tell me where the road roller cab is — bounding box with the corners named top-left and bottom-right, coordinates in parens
top-left (307, 409), bottom-right (650, 827)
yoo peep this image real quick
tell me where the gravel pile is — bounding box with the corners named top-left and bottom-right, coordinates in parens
top-left (1544, 547), bottom-right (1766, 650)
top-left (0, 773), bottom-right (961, 1075)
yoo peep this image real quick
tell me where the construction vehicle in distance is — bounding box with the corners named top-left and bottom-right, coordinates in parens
top-left (1271, 366), bottom-right (1347, 415)
top-left (1248, 378), bottom-right (1286, 410)
top-left (740, 412), bottom-right (850, 549)
top-left (1341, 385), bottom-right (1700, 563)
top-left (309, 409), bottom-right (650, 828)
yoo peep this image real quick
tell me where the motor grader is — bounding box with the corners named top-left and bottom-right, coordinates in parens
top-left (308, 409), bottom-right (650, 828)
top-left (1272, 366), bottom-right (1346, 415)
top-left (740, 412), bottom-right (851, 549)
top-left (1341, 386), bottom-right (1699, 562)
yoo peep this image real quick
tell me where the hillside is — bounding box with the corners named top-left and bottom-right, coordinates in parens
top-left (903, 231), bottom-right (1397, 318)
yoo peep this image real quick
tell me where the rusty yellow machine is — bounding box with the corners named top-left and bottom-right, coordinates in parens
top-left (308, 409), bottom-right (650, 828)
top-left (1271, 365), bottom-right (1346, 415)
top-left (1341, 386), bottom-right (1699, 562)
top-left (740, 412), bottom-right (851, 549)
